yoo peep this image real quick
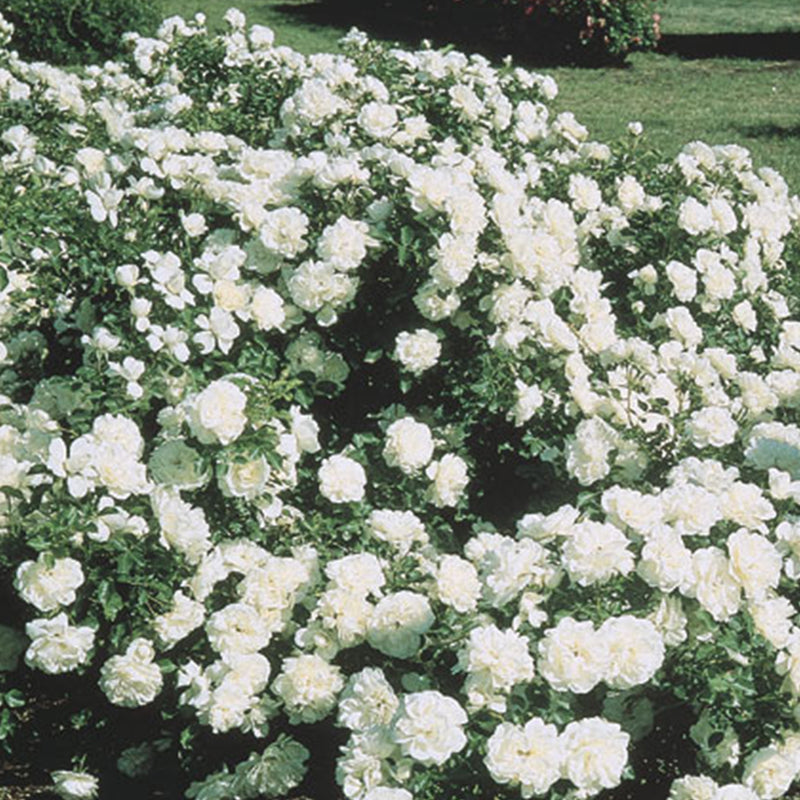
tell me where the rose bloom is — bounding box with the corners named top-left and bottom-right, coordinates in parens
top-left (51, 770), bottom-right (99, 800)
top-left (391, 690), bottom-right (467, 766)
top-left (187, 379), bottom-right (248, 445)
top-left (25, 614), bottom-right (95, 675)
top-left (205, 602), bottom-right (271, 654)
top-left (100, 638), bottom-right (163, 707)
top-left (538, 617), bottom-right (607, 694)
top-left (726, 529), bottom-right (781, 600)
top-left (599, 615), bottom-right (665, 690)
top-left (394, 329), bottom-right (441, 375)
top-left (272, 653), bottom-right (344, 724)
top-left (485, 718), bottom-right (563, 797)
top-left (15, 553), bottom-right (84, 612)
top-left (367, 591), bottom-right (434, 659)
top-left (426, 453), bottom-right (469, 507)
top-left (434, 554), bottom-right (481, 613)
top-left (742, 746), bottom-right (796, 800)
top-left (319, 453), bottom-right (367, 503)
top-left (382, 417), bottom-right (434, 474)
top-left (561, 717), bottom-right (630, 795)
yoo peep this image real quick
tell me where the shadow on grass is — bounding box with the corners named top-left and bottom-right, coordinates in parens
top-left (659, 32), bottom-right (800, 60)
top-left (736, 123), bottom-right (800, 140)
top-left (270, 1), bottom-right (630, 66)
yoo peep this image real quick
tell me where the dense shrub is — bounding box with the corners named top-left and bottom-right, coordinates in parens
top-left (0, 0), bottom-right (162, 64)
top-left (1, 7), bottom-right (800, 800)
top-left (325, 0), bottom-right (663, 63)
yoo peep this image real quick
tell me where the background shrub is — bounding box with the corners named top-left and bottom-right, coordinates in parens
top-left (0, 0), bottom-right (162, 64)
top-left (323, 0), bottom-right (663, 63)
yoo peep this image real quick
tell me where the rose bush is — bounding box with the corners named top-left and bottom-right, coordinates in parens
top-left (0, 8), bottom-right (800, 800)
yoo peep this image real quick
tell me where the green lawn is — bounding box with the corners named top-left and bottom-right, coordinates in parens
top-left (162, 0), bottom-right (800, 192)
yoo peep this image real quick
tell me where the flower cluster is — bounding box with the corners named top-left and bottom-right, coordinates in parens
top-left (0, 7), bottom-right (799, 800)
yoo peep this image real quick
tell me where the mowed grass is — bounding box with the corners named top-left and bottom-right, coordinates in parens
top-left (162, 0), bottom-right (800, 192)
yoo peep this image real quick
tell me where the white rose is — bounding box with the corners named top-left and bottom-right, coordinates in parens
top-left (51, 770), bottom-right (99, 800)
top-left (665, 260), bottom-right (697, 302)
top-left (206, 603), bottom-right (271, 654)
top-left (678, 197), bottom-right (713, 236)
top-left (459, 624), bottom-right (534, 711)
top-left (727, 529), bottom-right (781, 600)
top-left (368, 509), bottom-right (428, 556)
top-left (394, 329), bottom-right (441, 375)
top-left (187, 379), bottom-right (248, 445)
top-left (688, 406), bottom-right (738, 449)
top-left (272, 653), bottom-right (344, 724)
top-left (690, 547), bottom-right (742, 622)
top-left (25, 614), bottom-right (95, 674)
top-left (219, 455), bottom-right (270, 500)
top-left (391, 690), bottom-right (467, 766)
top-left (383, 416), bottom-right (434, 475)
top-left (319, 454), bottom-right (367, 503)
top-left (509, 379), bottom-right (544, 426)
top-left (337, 667), bottom-right (399, 732)
top-left (538, 617), bottom-right (607, 694)
top-left (425, 453), bottom-right (469, 507)
top-left (562, 520), bottom-right (634, 586)
top-left (561, 717), bottom-right (630, 795)
top-left (599, 615), bottom-right (665, 690)
top-left (367, 591), bottom-right (434, 659)
top-left (100, 638), bottom-right (162, 707)
top-left (325, 552), bottom-right (386, 597)
top-left (485, 718), bottom-right (563, 797)
top-left (153, 591), bottom-right (205, 647)
top-left (742, 747), bottom-right (796, 800)
top-left (249, 286), bottom-right (286, 331)
top-left (434, 554), bottom-right (481, 613)
top-left (15, 554), bottom-right (84, 612)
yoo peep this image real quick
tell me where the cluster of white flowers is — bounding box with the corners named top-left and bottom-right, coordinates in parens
top-left (2, 7), bottom-right (800, 800)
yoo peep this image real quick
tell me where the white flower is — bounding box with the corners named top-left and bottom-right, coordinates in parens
top-left (561, 717), bottom-right (630, 796)
top-left (726, 529), bottom-right (781, 600)
top-left (425, 453), bottom-right (469, 507)
top-left (153, 591), bottom-right (205, 648)
top-left (391, 690), bottom-right (467, 766)
top-left (100, 638), bottom-right (162, 707)
top-left (599, 615), bottom-right (665, 690)
top-left (690, 547), bottom-right (742, 622)
top-left (326, 553), bottom-right (385, 597)
top-left (434, 554), bottom-right (481, 613)
top-left (458, 624), bottom-right (534, 711)
top-left (249, 285), bottom-right (286, 331)
top-left (219, 455), bottom-right (270, 500)
top-left (562, 520), bottom-right (634, 586)
top-left (742, 746), bottom-right (796, 800)
top-left (538, 617), bottom-right (607, 694)
top-left (15, 554), bottom-right (84, 612)
top-left (51, 770), bottom-right (99, 800)
top-left (367, 591), bottom-right (434, 659)
top-left (394, 329), bottom-right (441, 375)
top-left (337, 667), bottom-right (399, 732)
top-left (187, 379), bottom-right (248, 445)
top-left (25, 614), bottom-right (95, 674)
top-left (319, 453), bottom-right (367, 503)
top-left (485, 718), bottom-right (563, 797)
top-left (272, 653), bottom-right (344, 724)
top-left (383, 417), bottom-right (434, 474)
top-left (687, 406), bottom-right (738, 449)
top-left (368, 509), bottom-right (428, 556)
top-left (205, 603), bottom-right (271, 654)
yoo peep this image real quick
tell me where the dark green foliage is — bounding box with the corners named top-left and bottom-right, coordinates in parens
top-left (1, 0), bottom-right (162, 64)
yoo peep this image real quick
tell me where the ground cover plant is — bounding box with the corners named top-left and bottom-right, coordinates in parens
top-left (2, 6), bottom-right (800, 800)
